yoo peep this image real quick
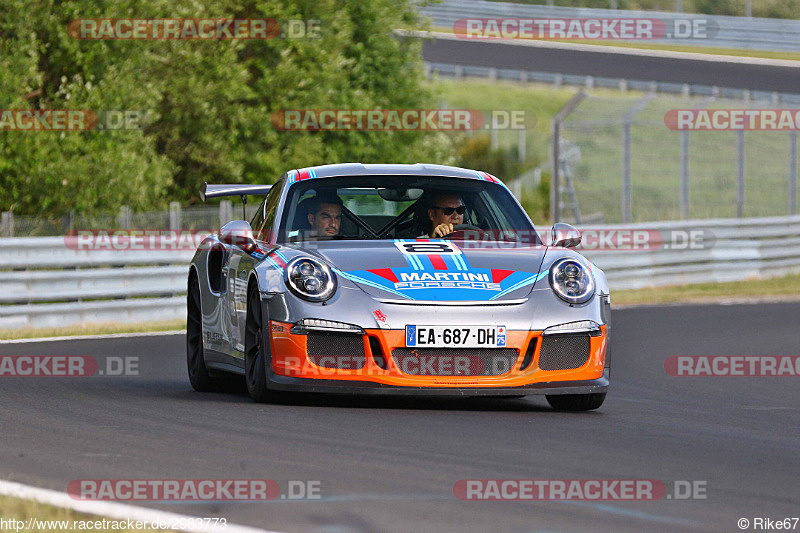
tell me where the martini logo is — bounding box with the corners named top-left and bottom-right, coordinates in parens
top-left (396, 272), bottom-right (500, 291)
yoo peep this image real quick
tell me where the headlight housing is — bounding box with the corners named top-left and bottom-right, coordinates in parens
top-left (549, 258), bottom-right (595, 304)
top-left (285, 257), bottom-right (337, 302)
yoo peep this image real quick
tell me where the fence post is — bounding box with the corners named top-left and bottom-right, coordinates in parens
top-left (118, 205), bottom-right (131, 229)
top-left (680, 130), bottom-right (690, 219)
top-left (169, 201), bottom-right (182, 230)
top-left (490, 113), bottom-right (499, 150)
top-left (1, 211), bottom-right (13, 238)
top-left (550, 90), bottom-right (587, 224)
top-left (622, 123), bottom-right (632, 223)
top-left (620, 94), bottom-right (655, 224)
top-left (518, 129), bottom-right (526, 162)
top-left (790, 131), bottom-right (798, 216)
top-left (737, 130), bottom-right (745, 217)
top-left (219, 200), bottom-right (233, 227)
top-left (62, 211), bottom-right (74, 234)
top-left (675, 0), bottom-right (683, 12)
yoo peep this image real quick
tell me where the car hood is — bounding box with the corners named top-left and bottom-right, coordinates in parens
top-left (287, 239), bottom-right (548, 302)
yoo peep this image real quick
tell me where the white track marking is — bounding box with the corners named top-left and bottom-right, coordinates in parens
top-left (0, 479), bottom-right (281, 533)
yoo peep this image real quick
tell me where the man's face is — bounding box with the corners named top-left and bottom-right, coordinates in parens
top-left (428, 195), bottom-right (465, 227)
top-left (308, 203), bottom-right (342, 236)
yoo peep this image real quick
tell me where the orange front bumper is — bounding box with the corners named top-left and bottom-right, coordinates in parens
top-left (269, 321), bottom-right (607, 388)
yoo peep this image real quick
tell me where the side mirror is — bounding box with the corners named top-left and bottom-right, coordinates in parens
top-left (219, 220), bottom-right (256, 252)
top-left (550, 223), bottom-right (581, 248)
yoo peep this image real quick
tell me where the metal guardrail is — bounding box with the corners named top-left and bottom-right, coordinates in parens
top-left (1, 216), bottom-right (799, 328)
top-left (420, 0), bottom-right (800, 52)
top-left (425, 62), bottom-right (800, 105)
top-left (580, 216), bottom-right (800, 289)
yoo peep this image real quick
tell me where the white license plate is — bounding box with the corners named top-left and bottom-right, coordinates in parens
top-left (405, 325), bottom-right (506, 348)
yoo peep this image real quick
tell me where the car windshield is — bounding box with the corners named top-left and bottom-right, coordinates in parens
top-left (277, 175), bottom-right (541, 245)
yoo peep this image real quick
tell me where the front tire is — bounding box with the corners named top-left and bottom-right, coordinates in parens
top-left (546, 393), bottom-right (606, 411)
top-left (187, 274), bottom-right (217, 392)
top-left (244, 283), bottom-right (275, 403)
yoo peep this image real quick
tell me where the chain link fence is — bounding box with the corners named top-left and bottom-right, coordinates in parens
top-left (547, 91), bottom-right (800, 224)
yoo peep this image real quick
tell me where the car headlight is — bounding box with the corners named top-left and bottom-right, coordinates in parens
top-left (285, 257), bottom-right (337, 302)
top-left (549, 258), bottom-right (595, 304)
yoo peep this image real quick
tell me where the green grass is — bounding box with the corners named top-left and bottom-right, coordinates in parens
top-left (0, 319), bottom-right (186, 341)
top-left (0, 495), bottom-right (165, 532)
top-left (614, 272), bottom-right (800, 305)
top-left (435, 77), bottom-right (799, 223)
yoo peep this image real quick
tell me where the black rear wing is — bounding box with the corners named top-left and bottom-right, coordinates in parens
top-left (201, 183), bottom-right (272, 202)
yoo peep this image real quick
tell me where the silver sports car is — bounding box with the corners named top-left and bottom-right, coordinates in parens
top-left (187, 163), bottom-right (610, 410)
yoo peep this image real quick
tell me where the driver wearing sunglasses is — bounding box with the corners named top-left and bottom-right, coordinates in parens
top-left (425, 193), bottom-right (467, 238)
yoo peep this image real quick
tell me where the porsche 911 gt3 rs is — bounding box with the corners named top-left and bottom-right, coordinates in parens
top-left (187, 163), bottom-right (610, 410)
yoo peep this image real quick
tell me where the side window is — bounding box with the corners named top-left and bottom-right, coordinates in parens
top-left (254, 180), bottom-right (284, 242)
top-left (250, 197), bottom-right (267, 234)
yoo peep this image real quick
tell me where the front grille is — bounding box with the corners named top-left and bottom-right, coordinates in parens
top-left (307, 332), bottom-right (365, 369)
top-left (538, 333), bottom-right (591, 370)
top-left (391, 348), bottom-right (519, 376)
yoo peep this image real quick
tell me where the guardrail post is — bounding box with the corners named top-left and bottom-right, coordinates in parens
top-left (169, 202), bottom-right (182, 230)
top-left (1, 211), bottom-right (13, 238)
top-left (520, 71), bottom-right (527, 85)
top-left (518, 129), bottom-right (526, 162)
top-left (680, 130), bottom-right (690, 219)
top-left (682, 84), bottom-right (690, 98)
top-left (490, 114), bottom-right (498, 150)
top-left (554, 73), bottom-right (563, 90)
top-left (454, 65), bottom-right (463, 79)
top-left (118, 206), bottom-right (131, 229)
top-left (585, 76), bottom-right (594, 90)
top-left (488, 67), bottom-right (497, 81)
top-left (790, 131), bottom-right (797, 215)
top-left (737, 131), bottom-right (746, 217)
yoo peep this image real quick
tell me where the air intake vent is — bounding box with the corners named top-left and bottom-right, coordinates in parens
top-left (538, 333), bottom-right (591, 371)
top-left (307, 332), bottom-right (365, 370)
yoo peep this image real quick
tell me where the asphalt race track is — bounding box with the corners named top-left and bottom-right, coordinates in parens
top-left (422, 37), bottom-right (800, 92)
top-left (1, 302), bottom-right (799, 533)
